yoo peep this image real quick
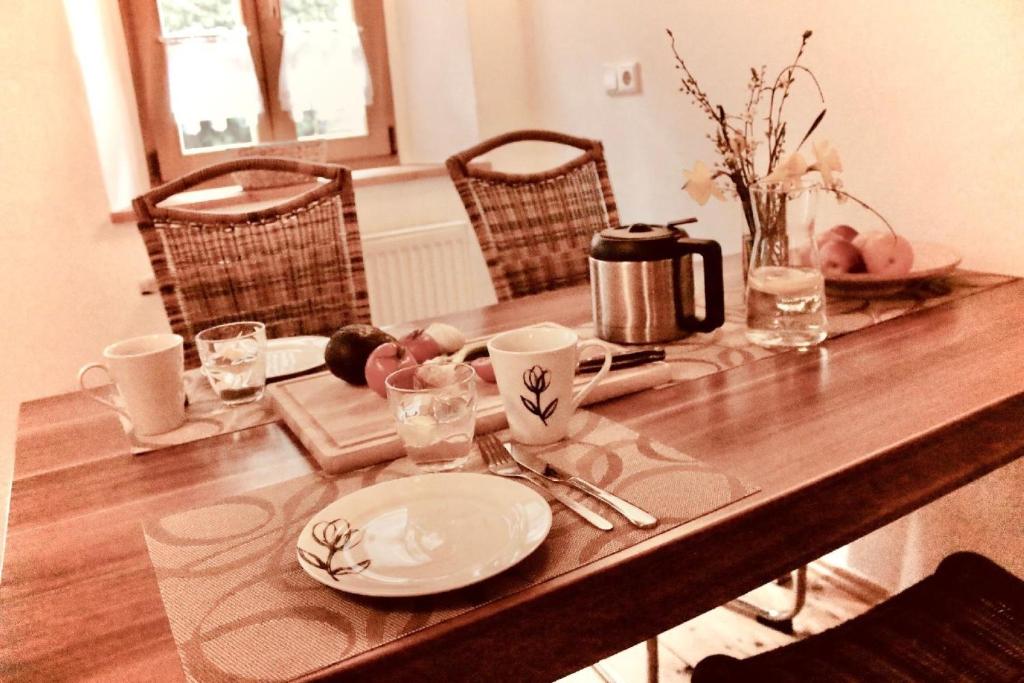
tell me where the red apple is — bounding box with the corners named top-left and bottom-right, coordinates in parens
top-left (859, 232), bottom-right (914, 276)
top-left (365, 342), bottom-right (418, 398)
top-left (819, 239), bottom-right (866, 276)
top-left (470, 357), bottom-right (496, 383)
top-left (399, 329), bottom-right (442, 363)
top-left (816, 224), bottom-right (859, 246)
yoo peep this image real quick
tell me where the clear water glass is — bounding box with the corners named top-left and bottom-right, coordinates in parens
top-left (385, 363), bottom-right (477, 472)
top-left (745, 179), bottom-right (828, 349)
top-left (196, 321), bottom-right (267, 405)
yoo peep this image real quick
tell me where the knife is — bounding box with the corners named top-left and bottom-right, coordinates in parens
top-left (507, 446), bottom-right (659, 528)
top-left (577, 348), bottom-right (666, 374)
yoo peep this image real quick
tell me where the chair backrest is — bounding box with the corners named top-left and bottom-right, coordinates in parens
top-left (446, 130), bottom-right (620, 301)
top-left (133, 158), bottom-right (370, 367)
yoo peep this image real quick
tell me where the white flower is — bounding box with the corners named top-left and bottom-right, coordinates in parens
top-left (764, 152), bottom-right (810, 187)
top-left (683, 160), bottom-right (725, 205)
top-left (812, 139), bottom-right (843, 189)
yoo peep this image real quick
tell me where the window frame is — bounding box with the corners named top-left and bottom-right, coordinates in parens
top-left (119, 0), bottom-right (396, 185)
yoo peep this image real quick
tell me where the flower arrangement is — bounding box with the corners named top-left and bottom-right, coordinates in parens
top-left (667, 28), bottom-right (894, 237)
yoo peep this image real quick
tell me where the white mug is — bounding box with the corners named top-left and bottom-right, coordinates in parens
top-left (488, 326), bottom-right (613, 445)
top-left (78, 334), bottom-right (186, 435)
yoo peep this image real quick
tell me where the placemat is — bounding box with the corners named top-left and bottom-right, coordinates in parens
top-left (143, 410), bottom-right (758, 682)
top-left (118, 371), bottom-right (278, 454)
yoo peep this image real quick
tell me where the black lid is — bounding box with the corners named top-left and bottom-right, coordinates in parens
top-left (590, 223), bottom-right (690, 262)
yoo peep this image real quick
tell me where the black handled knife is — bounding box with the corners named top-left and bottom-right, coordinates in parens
top-left (577, 348), bottom-right (666, 374)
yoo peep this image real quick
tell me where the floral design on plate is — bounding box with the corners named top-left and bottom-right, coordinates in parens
top-left (296, 518), bottom-right (370, 581)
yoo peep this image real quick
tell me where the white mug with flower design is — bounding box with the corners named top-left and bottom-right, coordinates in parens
top-left (487, 326), bottom-right (612, 445)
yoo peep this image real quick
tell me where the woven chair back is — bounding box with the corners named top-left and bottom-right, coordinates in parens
top-left (446, 130), bottom-right (620, 301)
top-left (133, 158), bottom-right (369, 367)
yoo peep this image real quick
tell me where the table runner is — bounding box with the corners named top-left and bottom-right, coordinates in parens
top-left (126, 268), bottom-right (1013, 455)
top-left (144, 410), bottom-right (758, 682)
top-left (647, 269), bottom-right (1016, 383)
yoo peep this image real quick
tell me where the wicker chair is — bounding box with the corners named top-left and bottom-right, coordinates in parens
top-left (446, 130), bottom-right (620, 301)
top-left (691, 552), bottom-right (1024, 682)
top-left (134, 158), bottom-right (370, 367)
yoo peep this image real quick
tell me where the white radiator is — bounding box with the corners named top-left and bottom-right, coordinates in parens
top-left (362, 221), bottom-right (496, 327)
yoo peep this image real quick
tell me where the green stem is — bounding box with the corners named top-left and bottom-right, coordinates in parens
top-left (831, 189), bottom-right (896, 237)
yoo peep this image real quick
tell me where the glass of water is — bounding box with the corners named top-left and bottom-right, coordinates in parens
top-left (385, 363), bottom-right (477, 472)
top-left (196, 321), bottom-right (267, 405)
top-left (745, 179), bottom-right (828, 349)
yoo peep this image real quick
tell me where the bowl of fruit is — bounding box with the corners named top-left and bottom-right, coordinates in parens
top-left (814, 225), bottom-right (961, 297)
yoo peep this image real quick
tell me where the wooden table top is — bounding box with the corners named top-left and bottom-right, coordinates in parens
top-left (4, 276), bottom-right (1024, 682)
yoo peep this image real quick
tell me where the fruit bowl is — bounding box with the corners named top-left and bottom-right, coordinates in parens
top-left (825, 241), bottom-right (961, 297)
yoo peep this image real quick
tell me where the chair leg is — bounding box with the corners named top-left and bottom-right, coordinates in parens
top-left (646, 637), bottom-right (659, 683)
top-left (727, 565), bottom-right (808, 634)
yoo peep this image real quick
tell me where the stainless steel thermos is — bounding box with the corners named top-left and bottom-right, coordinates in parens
top-left (589, 221), bottom-right (726, 344)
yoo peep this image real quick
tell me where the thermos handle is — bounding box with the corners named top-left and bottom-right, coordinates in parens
top-left (675, 238), bottom-right (726, 333)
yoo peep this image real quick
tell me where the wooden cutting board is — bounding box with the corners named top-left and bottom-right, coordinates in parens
top-left (269, 357), bottom-right (672, 474)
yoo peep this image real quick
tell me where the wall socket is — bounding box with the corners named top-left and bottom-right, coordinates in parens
top-left (138, 277), bottom-right (158, 295)
top-left (604, 62), bottom-right (641, 96)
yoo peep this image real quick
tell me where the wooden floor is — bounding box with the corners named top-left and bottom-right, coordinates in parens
top-left (558, 562), bottom-right (890, 683)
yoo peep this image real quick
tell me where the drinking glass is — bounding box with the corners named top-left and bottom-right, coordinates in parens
top-left (745, 179), bottom-right (828, 349)
top-left (196, 321), bottom-right (267, 405)
top-left (385, 363), bottom-right (477, 472)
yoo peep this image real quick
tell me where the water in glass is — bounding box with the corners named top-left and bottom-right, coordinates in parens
top-left (744, 179), bottom-right (828, 349)
top-left (202, 339), bottom-right (266, 404)
top-left (746, 266), bottom-right (827, 348)
top-left (387, 364), bottom-right (477, 471)
top-left (196, 321), bottom-right (267, 405)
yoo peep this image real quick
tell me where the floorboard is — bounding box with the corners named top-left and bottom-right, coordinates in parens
top-left (557, 561), bottom-right (888, 683)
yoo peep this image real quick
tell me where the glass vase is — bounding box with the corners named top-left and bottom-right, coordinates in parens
top-left (744, 179), bottom-right (828, 349)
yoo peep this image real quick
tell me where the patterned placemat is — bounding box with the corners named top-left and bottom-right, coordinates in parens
top-left (143, 410), bottom-right (757, 682)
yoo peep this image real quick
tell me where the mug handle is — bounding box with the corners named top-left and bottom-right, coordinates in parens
top-left (676, 238), bottom-right (726, 333)
top-left (78, 363), bottom-right (129, 418)
top-left (572, 340), bottom-right (613, 410)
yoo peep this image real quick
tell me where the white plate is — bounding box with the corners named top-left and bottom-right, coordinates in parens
top-left (266, 336), bottom-right (329, 380)
top-left (296, 472), bottom-right (552, 597)
top-left (826, 241), bottom-right (961, 296)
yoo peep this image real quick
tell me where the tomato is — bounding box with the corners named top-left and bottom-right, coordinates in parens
top-left (398, 329), bottom-right (443, 363)
top-left (470, 357), bottom-right (496, 383)
top-left (365, 343), bottom-right (418, 398)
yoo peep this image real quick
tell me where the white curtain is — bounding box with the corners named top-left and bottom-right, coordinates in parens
top-left (278, 23), bottom-right (371, 125)
top-left (163, 31), bottom-right (263, 134)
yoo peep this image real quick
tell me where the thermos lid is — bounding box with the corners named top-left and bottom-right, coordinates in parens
top-left (590, 222), bottom-right (692, 262)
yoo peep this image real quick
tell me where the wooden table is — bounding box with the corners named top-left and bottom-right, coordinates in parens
top-left (4, 277), bottom-right (1024, 682)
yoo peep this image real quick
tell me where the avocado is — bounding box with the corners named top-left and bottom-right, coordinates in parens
top-left (325, 324), bottom-right (396, 385)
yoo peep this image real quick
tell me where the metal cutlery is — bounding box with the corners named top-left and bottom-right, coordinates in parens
top-left (477, 434), bottom-right (613, 531)
top-left (510, 446), bottom-right (658, 529)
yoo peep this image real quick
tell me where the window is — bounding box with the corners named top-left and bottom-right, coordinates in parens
top-left (120, 0), bottom-right (395, 184)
